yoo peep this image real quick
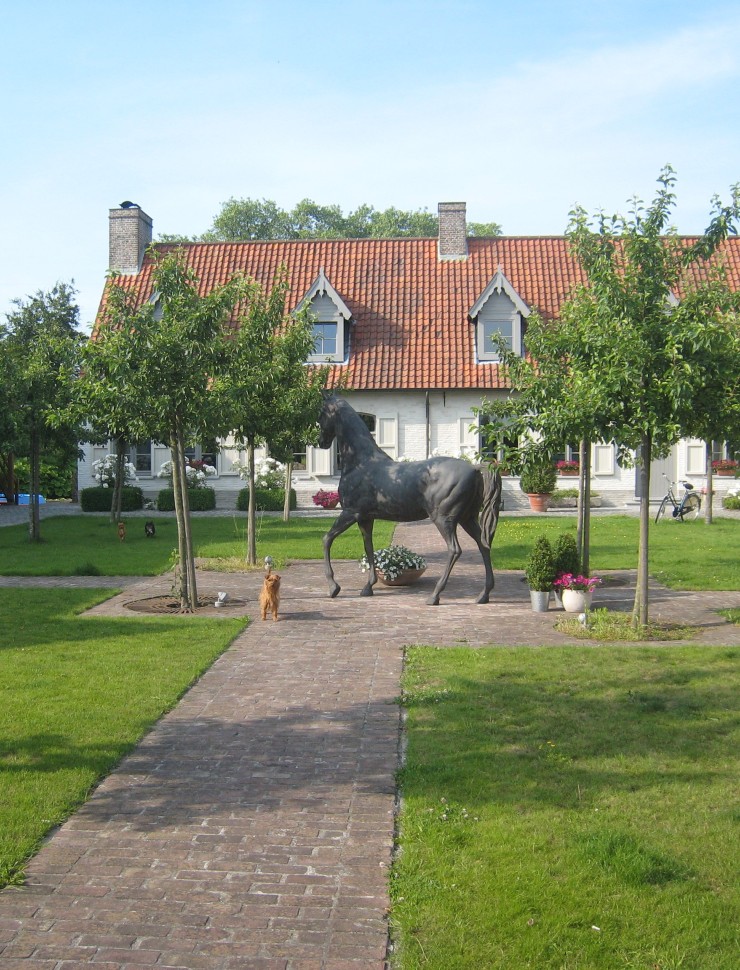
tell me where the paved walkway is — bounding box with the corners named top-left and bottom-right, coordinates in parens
top-left (1, 522), bottom-right (739, 970)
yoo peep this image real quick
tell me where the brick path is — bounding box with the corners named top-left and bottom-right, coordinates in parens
top-left (1, 521), bottom-right (739, 969)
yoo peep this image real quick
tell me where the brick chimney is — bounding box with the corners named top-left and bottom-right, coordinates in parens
top-left (437, 202), bottom-right (467, 261)
top-left (109, 202), bottom-right (153, 273)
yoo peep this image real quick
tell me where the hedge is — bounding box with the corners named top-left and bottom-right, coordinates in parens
top-left (80, 486), bottom-right (144, 512)
top-left (236, 487), bottom-right (296, 512)
top-left (156, 488), bottom-right (216, 512)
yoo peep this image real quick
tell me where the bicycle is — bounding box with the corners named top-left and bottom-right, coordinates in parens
top-left (654, 475), bottom-right (702, 523)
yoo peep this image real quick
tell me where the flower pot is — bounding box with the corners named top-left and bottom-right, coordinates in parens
top-left (561, 588), bottom-right (593, 613)
top-left (716, 469), bottom-right (735, 477)
top-left (322, 500), bottom-right (339, 509)
top-left (527, 493), bottom-right (551, 512)
top-left (559, 469), bottom-right (579, 477)
top-left (529, 589), bottom-right (550, 612)
top-left (377, 567), bottom-right (426, 587)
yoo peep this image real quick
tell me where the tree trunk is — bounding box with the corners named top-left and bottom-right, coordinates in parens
top-left (247, 440), bottom-right (257, 565)
top-left (170, 433), bottom-right (190, 609)
top-left (180, 443), bottom-right (198, 611)
top-left (110, 437), bottom-right (126, 524)
top-left (283, 461), bottom-right (293, 522)
top-left (576, 441), bottom-right (586, 565)
top-left (632, 432), bottom-right (651, 629)
top-left (28, 429), bottom-right (42, 543)
top-left (581, 440), bottom-right (591, 576)
top-left (704, 441), bottom-right (714, 525)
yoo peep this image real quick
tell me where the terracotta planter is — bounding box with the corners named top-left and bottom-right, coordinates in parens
top-left (377, 567), bottom-right (426, 587)
top-left (715, 469), bottom-right (736, 477)
top-left (527, 493), bottom-right (551, 512)
top-left (558, 469), bottom-right (579, 477)
top-left (561, 588), bottom-right (593, 613)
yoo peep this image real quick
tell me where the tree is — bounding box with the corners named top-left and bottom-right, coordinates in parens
top-left (93, 253), bottom-right (250, 610)
top-left (1, 284), bottom-right (82, 541)
top-left (483, 168), bottom-right (740, 628)
top-left (159, 197), bottom-right (502, 243)
top-left (214, 268), bottom-right (328, 563)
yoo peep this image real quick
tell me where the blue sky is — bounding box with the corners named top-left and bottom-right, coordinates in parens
top-left (2, 0), bottom-right (739, 328)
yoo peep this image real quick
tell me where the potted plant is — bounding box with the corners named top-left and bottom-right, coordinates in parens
top-left (553, 573), bottom-right (602, 613)
top-left (552, 533), bottom-right (580, 608)
top-left (525, 535), bottom-right (557, 611)
top-left (555, 459), bottom-right (580, 476)
top-left (359, 545), bottom-right (427, 586)
top-left (313, 489), bottom-right (340, 510)
top-left (519, 458), bottom-right (557, 512)
top-left (712, 458), bottom-right (738, 476)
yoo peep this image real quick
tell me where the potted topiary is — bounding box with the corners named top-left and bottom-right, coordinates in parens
top-left (519, 458), bottom-right (557, 512)
top-left (525, 535), bottom-right (557, 611)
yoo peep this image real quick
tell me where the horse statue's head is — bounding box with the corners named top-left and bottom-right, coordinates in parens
top-left (317, 393), bottom-right (340, 450)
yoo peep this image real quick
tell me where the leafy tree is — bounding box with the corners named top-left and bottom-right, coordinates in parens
top-left (159, 197), bottom-right (501, 242)
top-left (213, 268), bottom-right (328, 563)
top-left (1, 284), bottom-right (82, 541)
top-left (482, 168), bottom-right (740, 628)
top-left (93, 253), bottom-right (250, 610)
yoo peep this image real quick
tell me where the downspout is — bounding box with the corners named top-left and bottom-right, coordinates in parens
top-left (425, 391), bottom-right (431, 458)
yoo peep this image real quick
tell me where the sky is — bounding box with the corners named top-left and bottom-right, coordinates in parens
top-left (1, 0), bottom-right (739, 330)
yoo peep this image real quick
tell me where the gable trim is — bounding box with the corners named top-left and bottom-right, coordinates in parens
top-left (469, 267), bottom-right (531, 320)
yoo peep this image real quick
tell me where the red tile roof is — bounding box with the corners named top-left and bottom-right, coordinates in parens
top-left (106, 236), bottom-right (740, 392)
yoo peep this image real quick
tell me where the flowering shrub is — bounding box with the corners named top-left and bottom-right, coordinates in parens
top-left (555, 459), bottom-right (579, 473)
top-left (232, 457), bottom-right (285, 489)
top-left (92, 454), bottom-right (138, 488)
top-left (554, 573), bottom-right (602, 592)
top-left (723, 487), bottom-right (740, 510)
top-left (157, 460), bottom-right (217, 489)
top-left (359, 545), bottom-right (427, 581)
top-left (712, 459), bottom-right (738, 472)
top-left (313, 489), bottom-right (340, 508)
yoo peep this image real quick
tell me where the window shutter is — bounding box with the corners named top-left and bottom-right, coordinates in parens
top-left (376, 417), bottom-right (398, 458)
top-left (685, 443), bottom-right (706, 476)
top-left (307, 444), bottom-right (334, 476)
top-left (592, 443), bottom-right (615, 475)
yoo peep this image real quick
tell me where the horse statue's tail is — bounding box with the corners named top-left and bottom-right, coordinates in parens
top-left (478, 466), bottom-right (503, 548)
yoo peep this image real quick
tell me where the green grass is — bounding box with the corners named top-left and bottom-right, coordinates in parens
top-left (393, 646), bottom-right (740, 970)
top-left (0, 515), bottom-right (395, 576)
top-left (491, 515), bottom-right (740, 589)
top-left (2, 514), bottom-right (739, 589)
top-left (0, 588), bottom-right (247, 888)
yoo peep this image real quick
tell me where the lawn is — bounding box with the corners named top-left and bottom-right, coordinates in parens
top-left (0, 588), bottom-right (247, 888)
top-left (393, 646), bottom-right (740, 970)
top-left (1, 513), bottom-right (738, 588)
top-left (0, 514), bottom-right (395, 576)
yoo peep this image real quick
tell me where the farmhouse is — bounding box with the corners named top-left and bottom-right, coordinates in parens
top-left (79, 202), bottom-right (740, 508)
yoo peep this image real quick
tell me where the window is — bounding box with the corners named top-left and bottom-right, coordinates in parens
top-left (553, 444), bottom-right (579, 465)
top-left (131, 440), bottom-right (153, 474)
top-left (312, 322), bottom-right (338, 358)
top-left (470, 270), bottom-right (529, 363)
top-left (297, 271), bottom-right (352, 364)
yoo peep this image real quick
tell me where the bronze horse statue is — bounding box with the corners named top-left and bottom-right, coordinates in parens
top-left (318, 395), bottom-right (503, 605)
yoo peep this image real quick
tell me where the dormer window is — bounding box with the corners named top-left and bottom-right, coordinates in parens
top-left (295, 270), bottom-right (352, 364)
top-left (469, 268), bottom-right (529, 362)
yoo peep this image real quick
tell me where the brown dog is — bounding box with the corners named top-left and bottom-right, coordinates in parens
top-left (259, 572), bottom-right (281, 621)
top-left (117, 521), bottom-right (126, 542)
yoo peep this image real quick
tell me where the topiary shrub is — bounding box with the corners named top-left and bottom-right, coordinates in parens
top-left (519, 460), bottom-right (557, 495)
top-left (553, 533), bottom-right (580, 579)
top-left (156, 487), bottom-right (216, 512)
top-left (236, 487), bottom-right (296, 512)
top-left (80, 486), bottom-right (144, 512)
top-left (526, 535), bottom-right (557, 591)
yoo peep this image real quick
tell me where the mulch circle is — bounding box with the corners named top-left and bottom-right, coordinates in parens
top-left (125, 594), bottom-right (248, 615)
